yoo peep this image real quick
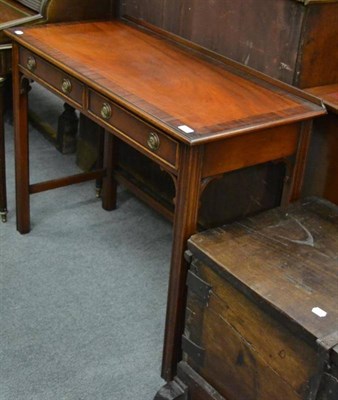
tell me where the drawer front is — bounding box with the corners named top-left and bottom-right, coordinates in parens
top-left (19, 48), bottom-right (84, 107)
top-left (88, 90), bottom-right (178, 170)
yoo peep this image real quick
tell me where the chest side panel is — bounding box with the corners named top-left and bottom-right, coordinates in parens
top-left (185, 260), bottom-right (324, 400)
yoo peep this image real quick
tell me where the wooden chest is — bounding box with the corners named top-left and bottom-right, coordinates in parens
top-left (179, 197), bottom-right (338, 400)
top-left (303, 85), bottom-right (338, 205)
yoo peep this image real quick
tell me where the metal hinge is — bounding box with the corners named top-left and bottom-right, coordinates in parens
top-left (332, 344), bottom-right (338, 366)
top-left (154, 379), bottom-right (188, 400)
top-left (184, 250), bottom-right (193, 263)
top-left (182, 335), bottom-right (205, 366)
top-left (186, 269), bottom-right (212, 306)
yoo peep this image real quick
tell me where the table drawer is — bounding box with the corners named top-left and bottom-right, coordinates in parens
top-left (19, 48), bottom-right (84, 107)
top-left (88, 90), bottom-right (178, 170)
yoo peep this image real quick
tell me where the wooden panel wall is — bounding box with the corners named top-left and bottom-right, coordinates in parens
top-left (120, 0), bottom-right (305, 85)
top-left (297, 3), bottom-right (338, 88)
top-left (120, 0), bottom-right (338, 88)
top-left (120, 0), bottom-right (166, 26)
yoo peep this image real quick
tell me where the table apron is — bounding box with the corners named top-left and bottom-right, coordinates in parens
top-left (202, 123), bottom-right (300, 178)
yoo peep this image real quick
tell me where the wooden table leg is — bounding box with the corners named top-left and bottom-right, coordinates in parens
top-left (95, 126), bottom-right (105, 198)
top-left (101, 131), bottom-right (118, 211)
top-left (0, 76), bottom-right (7, 223)
top-left (160, 145), bottom-right (204, 387)
top-left (290, 120), bottom-right (313, 202)
top-left (12, 44), bottom-right (30, 234)
top-left (280, 120), bottom-right (313, 208)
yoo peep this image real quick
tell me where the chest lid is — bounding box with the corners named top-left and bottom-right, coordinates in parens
top-left (188, 197), bottom-right (338, 349)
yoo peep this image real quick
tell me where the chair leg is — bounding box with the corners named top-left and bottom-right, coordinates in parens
top-left (0, 76), bottom-right (7, 222)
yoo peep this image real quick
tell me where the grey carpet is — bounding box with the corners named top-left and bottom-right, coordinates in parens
top-left (0, 84), bottom-right (172, 400)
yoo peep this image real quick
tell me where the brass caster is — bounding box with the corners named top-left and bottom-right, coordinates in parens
top-left (95, 187), bottom-right (102, 199)
top-left (0, 210), bottom-right (7, 223)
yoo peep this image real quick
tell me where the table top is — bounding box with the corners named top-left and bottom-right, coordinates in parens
top-left (188, 197), bottom-right (338, 346)
top-left (306, 84), bottom-right (338, 114)
top-left (6, 19), bottom-right (325, 144)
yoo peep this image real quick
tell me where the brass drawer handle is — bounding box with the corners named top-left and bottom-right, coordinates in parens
top-left (101, 103), bottom-right (112, 120)
top-left (61, 78), bottom-right (72, 94)
top-left (147, 132), bottom-right (160, 151)
top-left (27, 56), bottom-right (36, 72)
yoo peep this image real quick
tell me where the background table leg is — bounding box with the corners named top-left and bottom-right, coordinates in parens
top-left (290, 120), bottom-right (313, 202)
top-left (102, 131), bottom-right (118, 211)
top-left (0, 76), bottom-right (7, 222)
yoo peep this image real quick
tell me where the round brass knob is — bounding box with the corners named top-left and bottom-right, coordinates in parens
top-left (61, 78), bottom-right (72, 94)
top-left (101, 103), bottom-right (112, 120)
top-left (27, 56), bottom-right (36, 72)
top-left (147, 132), bottom-right (160, 152)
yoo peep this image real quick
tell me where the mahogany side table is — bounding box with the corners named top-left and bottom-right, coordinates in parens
top-left (5, 18), bottom-right (326, 394)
